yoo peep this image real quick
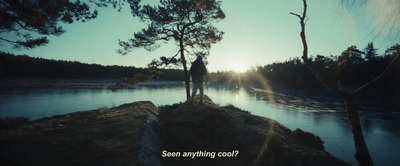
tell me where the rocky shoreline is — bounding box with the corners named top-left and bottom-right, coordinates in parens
top-left (1, 96), bottom-right (352, 166)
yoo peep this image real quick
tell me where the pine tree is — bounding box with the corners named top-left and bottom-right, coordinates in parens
top-left (350, 46), bottom-right (364, 64)
top-left (118, 0), bottom-right (225, 99)
top-left (364, 42), bottom-right (378, 61)
top-left (384, 44), bottom-right (400, 57)
top-left (0, 0), bottom-right (128, 49)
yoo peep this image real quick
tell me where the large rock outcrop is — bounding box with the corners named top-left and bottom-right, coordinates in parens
top-left (1, 96), bottom-right (351, 166)
top-left (0, 101), bottom-right (161, 166)
top-left (158, 95), bottom-right (351, 166)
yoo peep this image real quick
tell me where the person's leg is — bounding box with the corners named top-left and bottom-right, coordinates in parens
top-left (190, 83), bottom-right (198, 101)
top-left (199, 83), bottom-right (204, 103)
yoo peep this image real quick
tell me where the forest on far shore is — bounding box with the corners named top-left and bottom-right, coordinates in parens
top-left (1, 43), bottom-right (399, 95)
top-left (0, 52), bottom-right (184, 81)
top-left (210, 43), bottom-right (399, 90)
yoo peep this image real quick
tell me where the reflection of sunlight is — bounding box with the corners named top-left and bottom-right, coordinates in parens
top-left (229, 88), bottom-right (248, 106)
top-left (235, 93), bottom-right (239, 102)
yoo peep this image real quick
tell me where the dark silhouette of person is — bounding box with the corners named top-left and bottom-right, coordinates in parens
top-left (189, 56), bottom-right (208, 103)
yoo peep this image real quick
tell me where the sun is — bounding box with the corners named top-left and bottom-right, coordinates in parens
top-left (232, 62), bottom-right (247, 73)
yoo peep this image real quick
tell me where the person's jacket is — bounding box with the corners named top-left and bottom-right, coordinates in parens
top-left (189, 60), bottom-right (207, 83)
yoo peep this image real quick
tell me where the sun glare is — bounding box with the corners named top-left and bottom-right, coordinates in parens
top-left (232, 63), bottom-right (247, 73)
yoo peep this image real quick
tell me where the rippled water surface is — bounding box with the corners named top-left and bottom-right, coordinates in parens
top-left (1, 81), bottom-right (399, 166)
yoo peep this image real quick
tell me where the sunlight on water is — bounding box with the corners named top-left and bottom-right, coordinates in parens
top-left (0, 82), bottom-right (399, 166)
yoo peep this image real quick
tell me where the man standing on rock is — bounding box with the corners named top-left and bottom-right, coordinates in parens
top-left (189, 56), bottom-right (208, 104)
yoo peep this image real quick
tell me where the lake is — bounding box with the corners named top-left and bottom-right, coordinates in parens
top-left (0, 80), bottom-right (399, 166)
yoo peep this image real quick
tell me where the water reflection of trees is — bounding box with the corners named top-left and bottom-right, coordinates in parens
top-left (252, 88), bottom-right (345, 113)
top-left (249, 86), bottom-right (400, 139)
top-left (361, 112), bottom-right (400, 138)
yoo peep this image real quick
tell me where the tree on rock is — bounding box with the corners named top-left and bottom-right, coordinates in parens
top-left (118, 0), bottom-right (225, 99)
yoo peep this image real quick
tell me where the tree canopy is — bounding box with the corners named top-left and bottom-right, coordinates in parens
top-left (118, 0), bottom-right (225, 99)
top-left (0, 0), bottom-right (128, 49)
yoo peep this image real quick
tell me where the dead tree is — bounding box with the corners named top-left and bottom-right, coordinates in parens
top-left (290, 0), bottom-right (399, 166)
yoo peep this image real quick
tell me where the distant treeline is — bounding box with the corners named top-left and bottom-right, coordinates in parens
top-left (1, 42), bottom-right (399, 93)
top-left (0, 52), bottom-right (185, 81)
top-left (210, 43), bottom-right (400, 92)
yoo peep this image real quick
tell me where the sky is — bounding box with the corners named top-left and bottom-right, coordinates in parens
top-left (1, 0), bottom-right (399, 72)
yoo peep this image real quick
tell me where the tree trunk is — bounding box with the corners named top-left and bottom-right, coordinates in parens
top-left (343, 95), bottom-right (374, 166)
top-left (291, 1), bottom-right (376, 165)
top-left (181, 52), bottom-right (190, 99)
top-left (179, 30), bottom-right (190, 99)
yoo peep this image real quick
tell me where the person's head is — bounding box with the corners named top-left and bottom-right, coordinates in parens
top-left (196, 55), bottom-right (203, 62)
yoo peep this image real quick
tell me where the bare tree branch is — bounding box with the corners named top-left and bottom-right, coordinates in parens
top-left (290, 1), bottom-right (377, 165)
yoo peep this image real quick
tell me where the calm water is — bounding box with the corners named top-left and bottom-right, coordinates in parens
top-left (0, 81), bottom-right (399, 166)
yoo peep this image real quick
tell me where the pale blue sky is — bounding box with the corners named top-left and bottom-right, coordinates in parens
top-left (1, 0), bottom-right (399, 72)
